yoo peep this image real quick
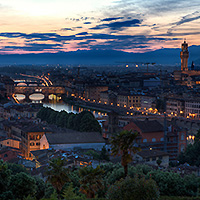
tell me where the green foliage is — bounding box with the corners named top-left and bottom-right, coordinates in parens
top-left (0, 160), bottom-right (11, 193)
top-left (0, 191), bottom-right (14, 200)
top-left (46, 157), bottom-right (70, 195)
top-left (106, 176), bottom-right (160, 200)
top-left (7, 162), bottom-right (28, 175)
top-left (160, 197), bottom-right (200, 200)
top-left (24, 195), bottom-right (36, 200)
top-left (146, 170), bottom-right (192, 197)
top-left (178, 130), bottom-right (200, 166)
top-left (100, 146), bottom-right (110, 161)
top-left (111, 130), bottom-right (141, 177)
top-left (85, 150), bottom-right (100, 160)
top-left (79, 166), bottom-right (104, 198)
top-left (157, 159), bottom-right (162, 166)
top-left (43, 183), bottom-right (55, 199)
top-left (34, 177), bottom-right (46, 200)
top-left (37, 107), bottom-right (101, 132)
top-left (62, 183), bottom-right (80, 200)
top-left (41, 190), bottom-right (58, 200)
top-left (10, 172), bottom-right (37, 199)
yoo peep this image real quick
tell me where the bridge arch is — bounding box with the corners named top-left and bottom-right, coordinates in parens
top-left (29, 93), bottom-right (45, 100)
top-left (17, 83), bottom-right (27, 86)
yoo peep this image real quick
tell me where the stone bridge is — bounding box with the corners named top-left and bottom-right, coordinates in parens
top-left (14, 86), bottom-right (66, 101)
top-left (14, 81), bottom-right (43, 87)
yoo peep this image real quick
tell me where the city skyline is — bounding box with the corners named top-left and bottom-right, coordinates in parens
top-left (0, 0), bottom-right (200, 54)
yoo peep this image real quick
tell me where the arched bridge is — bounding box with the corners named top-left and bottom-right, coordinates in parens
top-left (14, 86), bottom-right (66, 101)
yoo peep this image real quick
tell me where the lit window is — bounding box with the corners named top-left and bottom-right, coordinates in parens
top-left (152, 138), bottom-right (156, 142)
top-left (181, 133), bottom-right (184, 141)
top-left (30, 142), bottom-right (35, 146)
top-left (29, 135), bottom-right (35, 140)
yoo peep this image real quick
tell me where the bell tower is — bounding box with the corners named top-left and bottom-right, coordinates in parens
top-left (180, 40), bottom-right (189, 71)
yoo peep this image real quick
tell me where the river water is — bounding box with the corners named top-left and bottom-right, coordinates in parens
top-left (15, 93), bottom-right (107, 118)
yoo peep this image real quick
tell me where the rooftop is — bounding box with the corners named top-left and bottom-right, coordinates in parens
top-left (45, 131), bottom-right (105, 144)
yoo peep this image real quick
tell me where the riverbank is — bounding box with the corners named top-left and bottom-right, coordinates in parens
top-left (62, 95), bottom-right (110, 113)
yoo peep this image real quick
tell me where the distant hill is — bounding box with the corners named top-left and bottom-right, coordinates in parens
top-left (0, 45), bottom-right (199, 66)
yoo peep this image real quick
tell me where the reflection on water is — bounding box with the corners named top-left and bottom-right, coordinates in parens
top-left (15, 93), bottom-right (107, 118)
top-left (15, 94), bottom-right (25, 100)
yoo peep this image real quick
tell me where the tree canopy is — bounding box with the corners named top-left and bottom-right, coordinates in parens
top-left (111, 130), bottom-right (141, 176)
top-left (37, 107), bottom-right (101, 133)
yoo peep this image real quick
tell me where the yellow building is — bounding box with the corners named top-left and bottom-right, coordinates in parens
top-left (21, 124), bottom-right (51, 159)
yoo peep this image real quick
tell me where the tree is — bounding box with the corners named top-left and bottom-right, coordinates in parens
top-left (10, 172), bottom-right (37, 199)
top-left (7, 162), bottom-right (28, 175)
top-left (100, 146), bottom-right (110, 161)
top-left (34, 177), bottom-right (46, 200)
top-left (67, 114), bottom-right (76, 129)
top-left (178, 130), bottom-right (200, 166)
top-left (79, 113), bottom-right (101, 132)
top-left (146, 170), bottom-right (185, 196)
top-left (79, 166), bottom-right (104, 198)
top-left (0, 160), bottom-right (11, 193)
top-left (62, 183), bottom-right (80, 200)
top-left (46, 157), bottom-right (70, 198)
top-left (156, 159), bottom-right (162, 166)
top-left (106, 176), bottom-right (160, 200)
top-left (111, 130), bottom-right (141, 177)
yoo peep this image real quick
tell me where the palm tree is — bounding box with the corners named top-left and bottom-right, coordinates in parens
top-left (79, 166), bottom-right (104, 198)
top-left (46, 157), bottom-right (70, 198)
top-left (111, 130), bottom-right (141, 177)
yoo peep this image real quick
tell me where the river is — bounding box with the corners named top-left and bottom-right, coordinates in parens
top-left (15, 93), bottom-right (107, 118)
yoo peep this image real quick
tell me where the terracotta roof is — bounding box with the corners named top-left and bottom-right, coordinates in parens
top-left (31, 149), bottom-right (49, 157)
top-left (138, 150), bottom-right (169, 158)
top-left (124, 119), bottom-right (164, 133)
top-left (45, 131), bottom-right (105, 145)
top-left (22, 124), bottom-right (51, 133)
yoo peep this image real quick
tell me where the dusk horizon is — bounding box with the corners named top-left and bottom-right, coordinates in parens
top-left (0, 0), bottom-right (200, 57)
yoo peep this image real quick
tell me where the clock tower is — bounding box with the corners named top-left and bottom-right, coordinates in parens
top-left (180, 40), bottom-right (189, 71)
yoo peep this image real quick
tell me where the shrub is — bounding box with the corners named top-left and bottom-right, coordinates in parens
top-left (106, 176), bottom-right (159, 200)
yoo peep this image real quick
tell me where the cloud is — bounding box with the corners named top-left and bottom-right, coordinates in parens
top-left (84, 22), bottom-right (92, 24)
top-left (91, 19), bottom-right (141, 30)
top-left (76, 32), bottom-right (88, 36)
top-left (77, 40), bottom-right (96, 45)
top-left (74, 26), bottom-right (83, 29)
top-left (166, 11), bottom-right (200, 35)
top-left (101, 17), bottom-right (124, 22)
top-left (60, 28), bottom-right (73, 31)
top-left (1, 43), bottom-right (63, 52)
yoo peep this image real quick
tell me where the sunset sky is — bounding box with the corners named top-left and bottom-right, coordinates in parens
top-left (0, 0), bottom-right (200, 54)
